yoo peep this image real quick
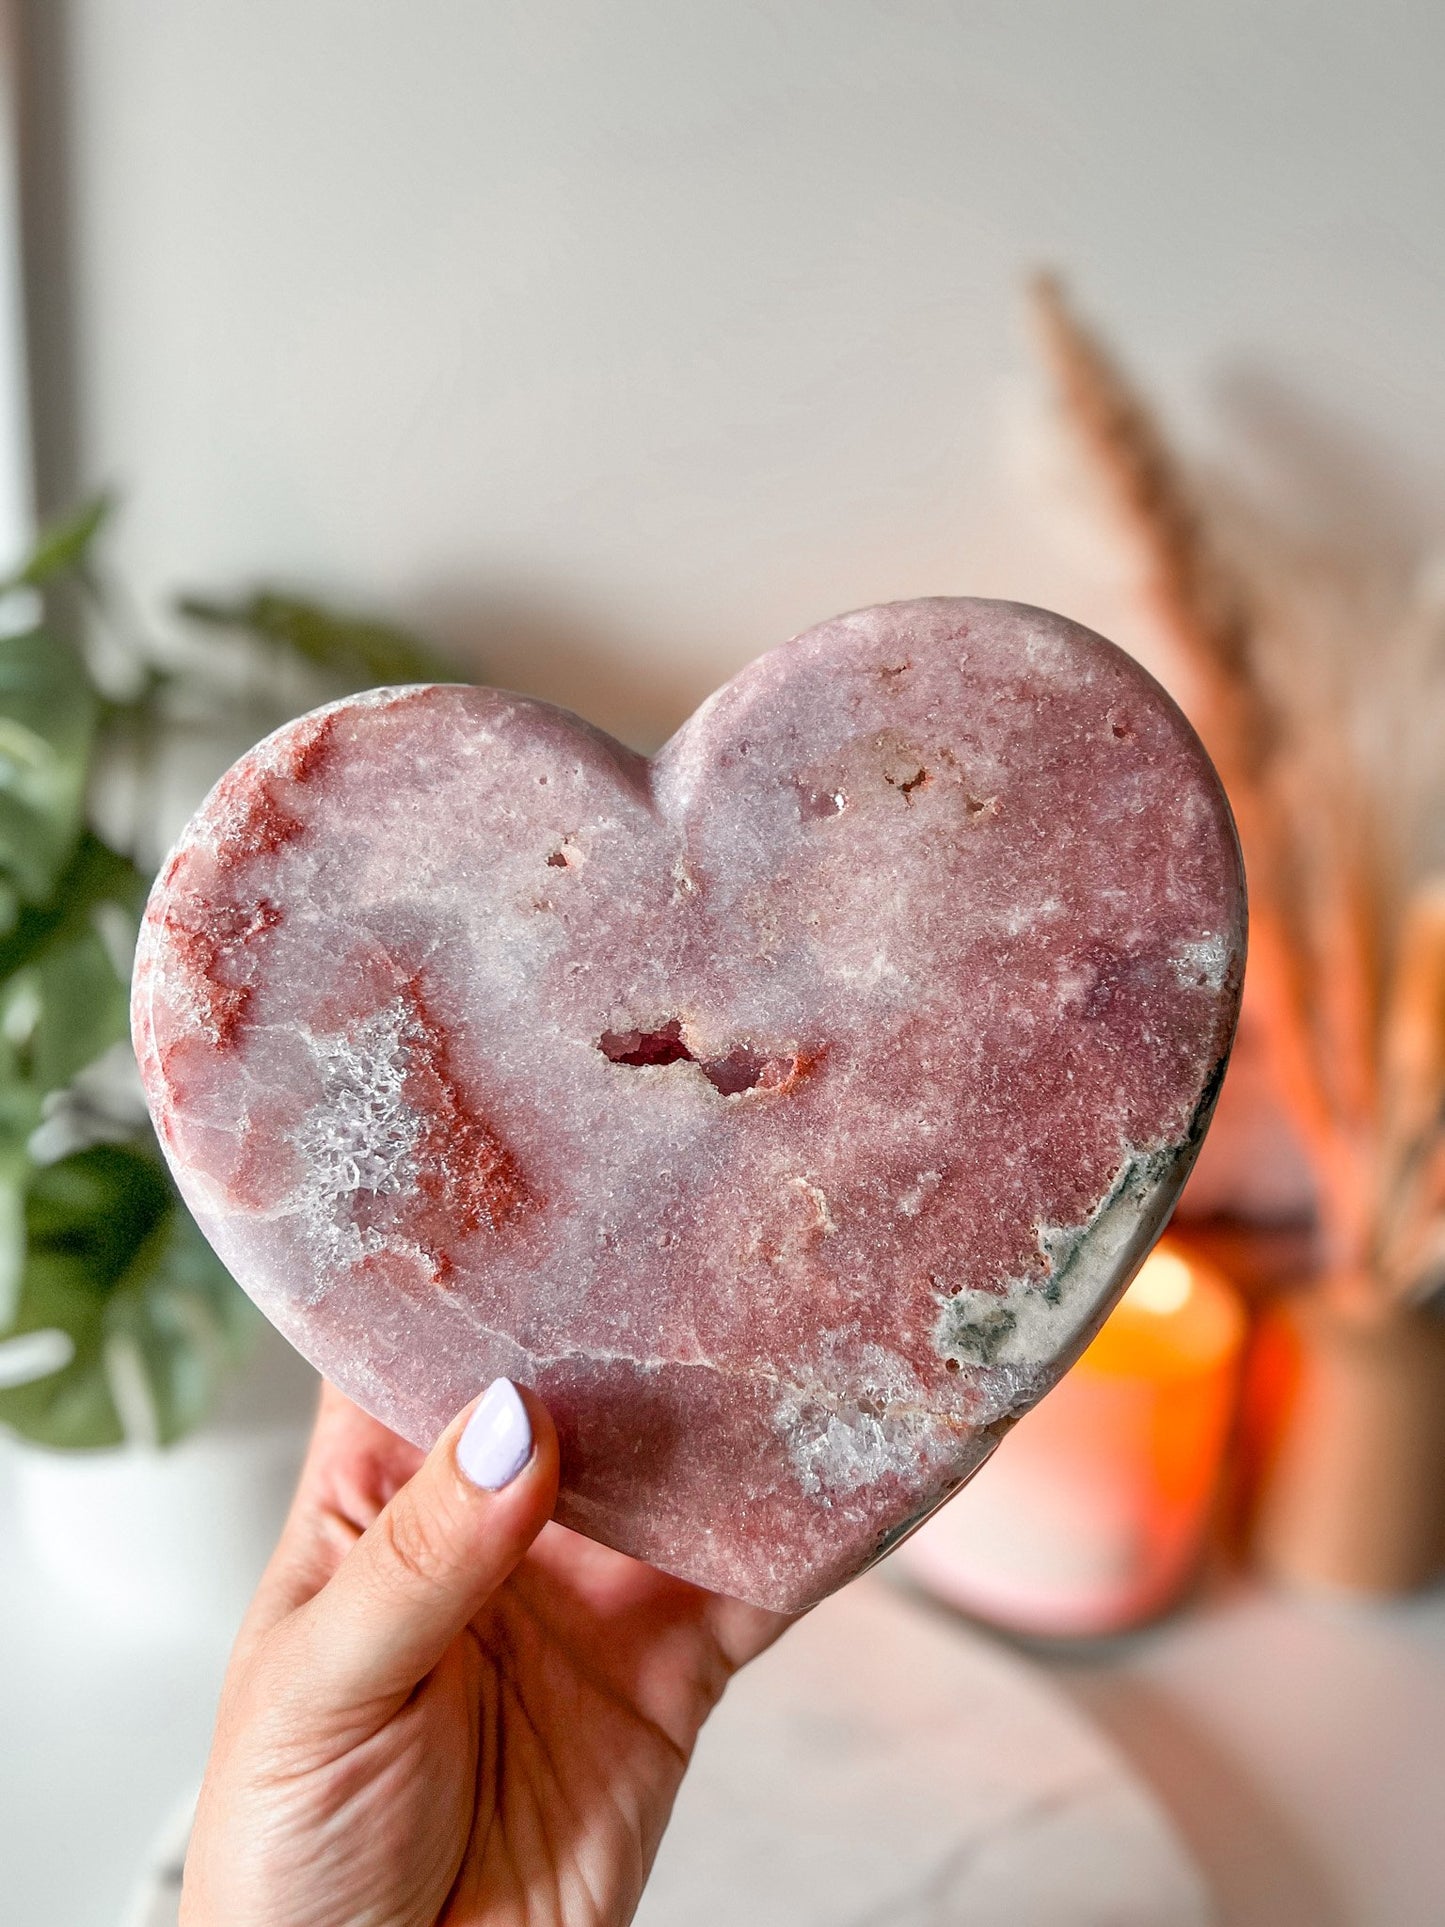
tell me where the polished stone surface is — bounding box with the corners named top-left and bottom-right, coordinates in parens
top-left (134, 599), bottom-right (1244, 1609)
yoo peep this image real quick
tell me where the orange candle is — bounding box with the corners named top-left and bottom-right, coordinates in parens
top-left (894, 1244), bottom-right (1248, 1637)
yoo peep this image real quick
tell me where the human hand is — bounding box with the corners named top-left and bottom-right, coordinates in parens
top-left (181, 1379), bottom-right (789, 1926)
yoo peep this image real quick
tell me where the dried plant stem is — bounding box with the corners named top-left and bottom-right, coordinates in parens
top-left (1383, 881), bottom-right (1445, 1144)
top-left (1251, 913), bottom-right (1373, 1266)
top-left (1379, 880), bottom-right (1445, 1298)
top-left (1027, 276), bottom-right (1261, 758)
top-left (1027, 275), bottom-right (1382, 1266)
top-left (1319, 835), bottom-right (1384, 1144)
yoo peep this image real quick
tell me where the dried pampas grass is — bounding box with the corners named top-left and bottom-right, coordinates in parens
top-left (1028, 276), bottom-right (1445, 1302)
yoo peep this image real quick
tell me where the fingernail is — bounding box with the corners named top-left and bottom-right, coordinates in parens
top-left (457, 1378), bottom-right (533, 1491)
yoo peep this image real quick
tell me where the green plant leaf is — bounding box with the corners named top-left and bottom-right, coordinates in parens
top-left (0, 834), bottom-right (146, 987)
top-left (0, 1145), bottom-right (258, 1448)
top-left (25, 1141), bottom-right (173, 1283)
top-left (0, 1245), bottom-right (124, 1446)
top-left (0, 1148), bottom-right (27, 1327)
top-left (177, 589), bottom-right (454, 687)
top-left (0, 832), bottom-right (139, 1116)
top-left (4, 494), bottom-right (113, 591)
top-left (0, 627), bottom-right (98, 907)
top-left (0, 1014), bottom-right (41, 1128)
top-left (0, 1143), bottom-right (164, 1445)
top-left (104, 1205), bottom-right (261, 1445)
top-left (24, 928), bottom-right (129, 1094)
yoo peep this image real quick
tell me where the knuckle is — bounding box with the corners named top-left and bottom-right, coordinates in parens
top-left (377, 1495), bottom-right (455, 1596)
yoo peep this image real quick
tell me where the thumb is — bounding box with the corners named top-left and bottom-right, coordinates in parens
top-left (287, 1378), bottom-right (559, 1708)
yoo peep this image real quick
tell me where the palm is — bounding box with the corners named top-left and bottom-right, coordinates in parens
top-left (232, 1388), bottom-right (786, 1927)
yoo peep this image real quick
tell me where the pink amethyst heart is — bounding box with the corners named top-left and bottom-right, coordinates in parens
top-left (133, 598), bottom-right (1244, 1612)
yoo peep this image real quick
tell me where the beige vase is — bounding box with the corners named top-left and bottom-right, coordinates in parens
top-left (1246, 1282), bottom-right (1445, 1594)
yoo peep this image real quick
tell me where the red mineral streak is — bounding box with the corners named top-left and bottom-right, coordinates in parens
top-left (208, 767), bottom-right (302, 866)
top-left (280, 709), bottom-right (339, 783)
top-left (159, 891), bottom-right (282, 1050)
top-left (209, 711), bottom-right (338, 870)
top-left (146, 712), bottom-right (341, 1063)
top-left (133, 600), bottom-right (1246, 1614)
top-left (393, 969), bottom-right (537, 1262)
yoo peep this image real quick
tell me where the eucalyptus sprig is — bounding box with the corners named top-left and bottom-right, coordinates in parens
top-left (0, 501), bottom-right (452, 1447)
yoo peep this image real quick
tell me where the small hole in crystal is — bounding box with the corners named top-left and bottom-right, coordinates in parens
top-left (884, 766), bottom-right (928, 800)
top-left (597, 1022), bottom-right (791, 1095)
top-left (701, 1045), bottom-right (770, 1096)
top-left (598, 1020), bottom-right (693, 1067)
top-left (546, 849), bottom-right (568, 867)
top-left (944, 1357), bottom-right (960, 1371)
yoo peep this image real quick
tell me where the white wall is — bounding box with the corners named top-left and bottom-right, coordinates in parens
top-left (27, 0), bottom-right (1445, 746)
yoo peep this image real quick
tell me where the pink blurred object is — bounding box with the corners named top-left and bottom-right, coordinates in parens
top-left (133, 598), bottom-right (1243, 1611)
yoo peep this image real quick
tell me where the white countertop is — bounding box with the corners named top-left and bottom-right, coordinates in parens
top-left (1037, 1571), bottom-right (1445, 1927)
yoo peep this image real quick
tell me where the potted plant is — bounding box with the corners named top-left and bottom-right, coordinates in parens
top-left (0, 501), bottom-right (454, 1620)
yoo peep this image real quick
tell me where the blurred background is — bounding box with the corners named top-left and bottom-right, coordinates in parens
top-left (2, 5), bottom-right (1444, 1924)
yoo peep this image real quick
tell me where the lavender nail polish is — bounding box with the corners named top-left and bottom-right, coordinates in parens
top-left (457, 1378), bottom-right (533, 1490)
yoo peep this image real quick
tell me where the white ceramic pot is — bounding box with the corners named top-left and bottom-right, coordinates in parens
top-left (10, 1329), bottom-right (316, 1632)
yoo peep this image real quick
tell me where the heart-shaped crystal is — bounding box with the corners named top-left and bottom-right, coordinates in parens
top-left (134, 599), bottom-right (1244, 1610)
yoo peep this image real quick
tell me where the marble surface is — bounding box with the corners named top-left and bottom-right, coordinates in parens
top-left (115, 1574), bottom-right (1210, 1927)
top-left (636, 1575), bottom-right (1210, 1926)
top-left (1044, 1573), bottom-right (1445, 1927)
top-left (135, 597), bottom-right (1244, 1610)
